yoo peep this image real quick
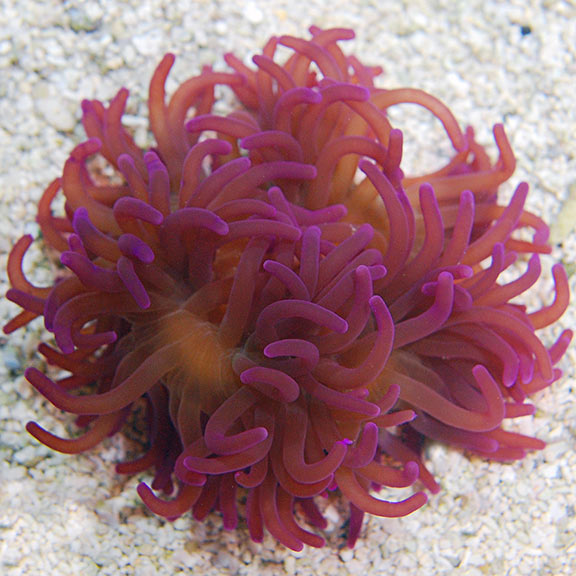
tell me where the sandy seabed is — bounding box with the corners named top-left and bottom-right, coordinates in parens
top-left (1, 1), bottom-right (575, 575)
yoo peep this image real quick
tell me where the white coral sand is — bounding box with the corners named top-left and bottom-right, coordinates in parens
top-left (1, 1), bottom-right (575, 575)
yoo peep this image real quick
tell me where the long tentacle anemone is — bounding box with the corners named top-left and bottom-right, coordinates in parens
top-left (4, 26), bottom-right (570, 549)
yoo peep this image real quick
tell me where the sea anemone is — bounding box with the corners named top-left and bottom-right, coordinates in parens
top-left (4, 27), bottom-right (571, 550)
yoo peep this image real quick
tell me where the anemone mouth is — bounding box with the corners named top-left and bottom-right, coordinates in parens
top-left (3, 25), bottom-right (571, 550)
